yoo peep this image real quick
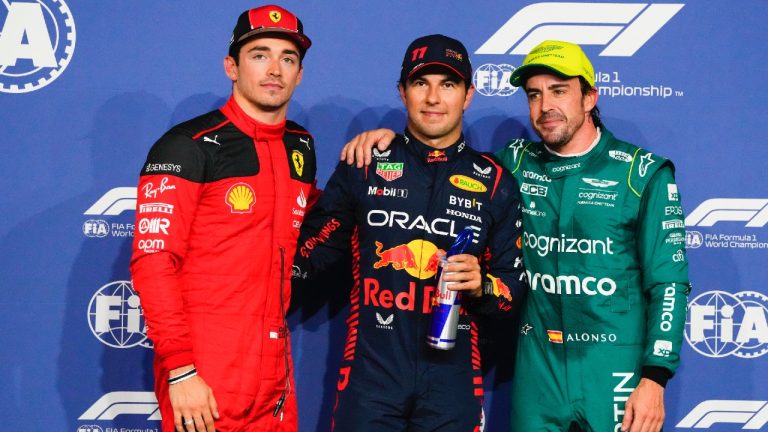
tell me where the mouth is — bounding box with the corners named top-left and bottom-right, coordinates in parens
top-left (261, 81), bottom-right (284, 90)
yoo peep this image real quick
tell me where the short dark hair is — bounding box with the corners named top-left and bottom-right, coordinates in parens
top-left (579, 77), bottom-right (602, 129)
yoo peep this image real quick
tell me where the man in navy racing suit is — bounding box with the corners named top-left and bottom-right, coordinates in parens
top-left (293, 34), bottom-right (524, 431)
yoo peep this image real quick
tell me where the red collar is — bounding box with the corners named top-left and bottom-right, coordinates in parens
top-left (220, 96), bottom-right (285, 141)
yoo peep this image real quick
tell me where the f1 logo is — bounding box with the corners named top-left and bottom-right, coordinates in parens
top-left (677, 400), bottom-right (768, 429)
top-left (685, 198), bottom-right (768, 228)
top-left (84, 187), bottom-right (137, 216)
top-left (475, 2), bottom-right (684, 57)
top-left (79, 391), bottom-right (160, 421)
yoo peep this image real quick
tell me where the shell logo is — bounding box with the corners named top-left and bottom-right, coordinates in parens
top-left (449, 175), bottom-right (487, 193)
top-left (226, 183), bottom-right (255, 213)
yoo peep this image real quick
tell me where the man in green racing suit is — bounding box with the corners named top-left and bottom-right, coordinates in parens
top-left (494, 40), bottom-right (690, 432)
top-left (338, 39), bottom-right (690, 432)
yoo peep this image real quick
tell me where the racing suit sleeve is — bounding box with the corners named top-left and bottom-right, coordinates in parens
top-left (130, 132), bottom-right (205, 372)
top-left (294, 161), bottom-right (358, 279)
top-left (635, 165), bottom-right (691, 386)
top-left (465, 164), bottom-right (525, 316)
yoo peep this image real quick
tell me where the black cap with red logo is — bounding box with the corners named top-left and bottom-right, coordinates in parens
top-left (400, 34), bottom-right (472, 85)
top-left (229, 4), bottom-right (311, 58)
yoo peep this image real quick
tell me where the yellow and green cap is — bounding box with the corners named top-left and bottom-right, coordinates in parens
top-left (510, 40), bottom-right (595, 88)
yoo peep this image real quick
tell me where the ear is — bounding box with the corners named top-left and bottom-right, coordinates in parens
top-left (398, 83), bottom-right (407, 106)
top-left (463, 84), bottom-right (476, 111)
top-left (295, 64), bottom-right (304, 86)
top-left (583, 86), bottom-right (598, 113)
top-left (224, 55), bottom-right (238, 81)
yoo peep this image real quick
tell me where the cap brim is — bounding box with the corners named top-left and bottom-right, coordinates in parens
top-left (236, 28), bottom-right (311, 51)
top-left (406, 62), bottom-right (469, 81)
top-left (510, 64), bottom-right (577, 88)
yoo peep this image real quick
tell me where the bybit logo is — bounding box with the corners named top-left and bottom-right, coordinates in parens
top-left (475, 3), bottom-right (684, 57)
top-left (0, 0), bottom-right (77, 93)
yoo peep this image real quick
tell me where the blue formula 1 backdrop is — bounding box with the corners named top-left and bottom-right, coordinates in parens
top-left (1, 1), bottom-right (767, 431)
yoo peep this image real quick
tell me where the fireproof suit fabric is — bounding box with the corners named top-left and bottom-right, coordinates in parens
top-left (293, 131), bottom-right (524, 431)
top-left (130, 96), bottom-right (317, 431)
top-left (495, 129), bottom-right (691, 431)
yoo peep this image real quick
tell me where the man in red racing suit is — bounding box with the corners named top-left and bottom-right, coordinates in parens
top-left (131, 5), bottom-right (316, 431)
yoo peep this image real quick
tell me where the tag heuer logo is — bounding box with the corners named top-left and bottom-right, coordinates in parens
top-left (376, 162), bottom-right (404, 182)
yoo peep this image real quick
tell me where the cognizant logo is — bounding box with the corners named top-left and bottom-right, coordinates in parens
top-left (475, 3), bottom-right (683, 57)
top-left (0, 0), bottom-right (77, 93)
top-left (526, 270), bottom-right (617, 296)
top-left (523, 232), bottom-right (614, 257)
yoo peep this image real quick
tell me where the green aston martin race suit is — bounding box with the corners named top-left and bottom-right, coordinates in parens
top-left (495, 129), bottom-right (691, 431)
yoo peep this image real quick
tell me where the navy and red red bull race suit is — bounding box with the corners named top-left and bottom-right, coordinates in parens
top-left (293, 131), bottom-right (524, 431)
top-left (131, 96), bottom-right (317, 431)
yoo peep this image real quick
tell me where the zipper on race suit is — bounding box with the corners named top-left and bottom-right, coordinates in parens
top-left (273, 246), bottom-right (291, 420)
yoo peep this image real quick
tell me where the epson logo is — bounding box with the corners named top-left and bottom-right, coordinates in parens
top-left (79, 391), bottom-right (160, 421)
top-left (475, 3), bottom-right (683, 57)
top-left (685, 198), bottom-right (768, 228)
top-left (0, 0), bottom-right (77, 93)
top-left (521, 182), bottom-right (548, 197)
top-left (526, 270), bottom-right (617, 296)
top-left (677, 400), bottom-right (768, 430)
top-left (685, 290), bottom-right (768, 359)
top-left (368, 185), bottom-right (408, 198)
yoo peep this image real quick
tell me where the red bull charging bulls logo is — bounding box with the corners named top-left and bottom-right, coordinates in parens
top-left (373, 239), bottom-right (445, 280)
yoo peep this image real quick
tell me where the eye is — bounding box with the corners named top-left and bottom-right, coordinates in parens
top-left (282, 56), bottom-right (297, 65)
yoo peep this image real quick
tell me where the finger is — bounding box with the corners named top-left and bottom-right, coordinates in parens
top-left (180, 414), bottom-right (194, 432)
top-left (340, 141), bottom-right (351, 162)
top-left (208, 391), bottom-right (220, 419)
top-left (193, 414), bottom-right (206, 432)
top-left (174, 411), bottom-right (184, 432)
top-left (621, 401), bottom-right (633, 431)
top-left (200, 407), bottom-right (216, 432)
top-left (344, 138), bottom-right (357, 165)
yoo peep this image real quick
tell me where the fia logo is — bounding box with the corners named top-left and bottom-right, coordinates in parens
top-left (87, 281), bottom-right (152, 349)
top-left (685, 290), bottom-right (768, 358)
top-left (473, 63), bottom-right (519, 96)
top-left (0, 0), bottom-right (76, 93)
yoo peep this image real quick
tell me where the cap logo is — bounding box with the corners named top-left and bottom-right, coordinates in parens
top-left (445, 49), bottom-right (463, 61)
top-left (269, 11), bottom-right (282, 23)
top-left (411, 46), bottom-right (427, 61)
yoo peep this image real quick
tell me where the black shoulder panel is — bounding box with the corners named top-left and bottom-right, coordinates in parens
top-left (284, 120), bottom-right (316, 184)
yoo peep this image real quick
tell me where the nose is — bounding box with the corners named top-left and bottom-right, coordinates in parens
top-left (539, 92), bottom-right (554, 112)
top-left (425, 83), bottom-right (440, 104)
top-left (267, 58), bottom-right (282, 77)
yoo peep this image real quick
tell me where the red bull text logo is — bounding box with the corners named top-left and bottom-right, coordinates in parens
top-left (364, 278), bottom-right (442, 314)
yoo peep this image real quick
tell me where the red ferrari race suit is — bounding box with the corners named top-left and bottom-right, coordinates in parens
top-left (293, 131), bottom-right (524, 431)
top-left (131, 96), bottom-right (317, 431)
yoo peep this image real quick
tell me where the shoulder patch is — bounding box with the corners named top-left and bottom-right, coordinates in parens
top-left (284, 121), bottom-right (316, 183)
top-left (628, 148), bottom-right (669, 197)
